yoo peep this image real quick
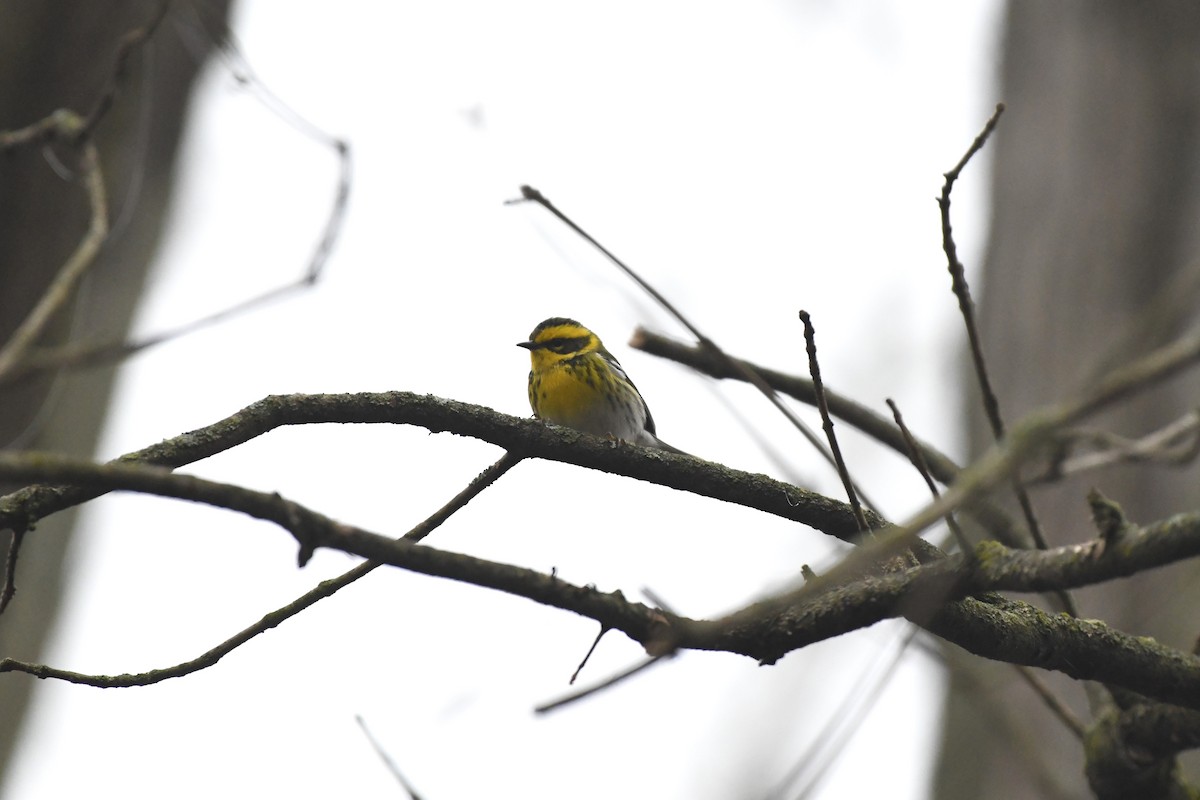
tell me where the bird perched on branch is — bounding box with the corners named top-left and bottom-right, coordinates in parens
top-left (518, 317), bottom-right (686, 455)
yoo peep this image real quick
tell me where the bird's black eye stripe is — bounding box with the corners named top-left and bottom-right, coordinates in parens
top-left (543, 336), bottom-right (590, 354)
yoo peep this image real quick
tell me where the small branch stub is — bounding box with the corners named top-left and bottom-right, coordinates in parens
top-left (1088, 489), bottom-right (1133, 549)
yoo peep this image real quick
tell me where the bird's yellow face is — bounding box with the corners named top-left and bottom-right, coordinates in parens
top-left (517, 317), bottom-right (602, 371)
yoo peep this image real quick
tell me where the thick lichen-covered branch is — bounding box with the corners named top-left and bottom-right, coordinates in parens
top-left (0, 392), bottom-right (890, 551)
top-left (0, 398), bottom-right (1198, 709)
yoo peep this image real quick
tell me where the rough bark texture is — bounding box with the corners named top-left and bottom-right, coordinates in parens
top-left (0, 0), bottom-right (234, 788)
top-left (935, 2), bottom-right (1200, 798)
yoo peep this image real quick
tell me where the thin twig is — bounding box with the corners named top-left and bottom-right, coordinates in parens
top-left (938, 104), bottom-right (1006, 438)
top-left (536, 656), bottom-right (668, 714)
top-left (207, 31), bottom-right (349, 287)
top-left (0, 451), bottom-right (519, 676)
top-left (2, 269), bottom-right (332, 391)
top-left (569, 626), bottom-right (610, 684)
top-left (75, 1), bottom-right (171, 143)
top-left (768, 626), bottom-right (920, 800)
top-left (1065, 325), bottom-right (1200, 423)
top-left (938, 107), bottom-right (1010, 441)
top-left (511, 186), bottom-right (697, 340)
top-left (355, 715), bottom-right (425, 800)
top-left (0, 138), bottom-right (108, 381)
top-left (799, 311), bottom-right (867, 533)
top-left (1013, 667), bottom-right (1087, 740)
top-left (0, 528), bottom-right (25, 614)
top-left (939, 105), bottom-right (1059, 573)
top-left (0, 3), bottom-right (168, 151)
top-left (887, 398), bottom-right (972, 555)
top-left (928, 616), bottom-right (1090, 745)
top-left (1029, 409), bottom-right (1200, 483)
top-left (0, 111), bottom-right (77, 152)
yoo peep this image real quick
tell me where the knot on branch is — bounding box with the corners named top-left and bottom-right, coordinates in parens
top-left (641, 608), bottom-right (678, 658)
top-left (1084, 707), bottom-right (1183, 800)
top-left (1088, 489), bottom-right (1134, 551)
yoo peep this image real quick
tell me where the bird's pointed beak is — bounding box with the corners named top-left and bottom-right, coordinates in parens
top-left (516, 341), bottom-right (535, 350)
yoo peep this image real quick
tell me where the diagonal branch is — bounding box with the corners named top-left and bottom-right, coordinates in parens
top-left (631, 329), bottom-right (1027, 548)
top-left (0, 452), bottom-right (520, 684)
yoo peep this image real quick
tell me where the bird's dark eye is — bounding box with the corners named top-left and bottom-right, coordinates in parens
top-left (543, 336), bottom-right (588, 355)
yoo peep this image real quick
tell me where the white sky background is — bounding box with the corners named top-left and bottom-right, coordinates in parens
top-left (6, 2), bottom-right (1002, 798)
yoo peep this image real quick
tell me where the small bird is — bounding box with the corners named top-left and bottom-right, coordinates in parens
top-left (518, 317), bottom-right (686, 454)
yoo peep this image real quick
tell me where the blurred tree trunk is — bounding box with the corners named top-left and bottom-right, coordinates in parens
top-left (0, 0), bottom-right (234, 789)
top-left (935, 2), bottom-right (1200, 798)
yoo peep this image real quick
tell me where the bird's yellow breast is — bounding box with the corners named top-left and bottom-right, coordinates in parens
top-left (529, 359), bottom-right (611, 432)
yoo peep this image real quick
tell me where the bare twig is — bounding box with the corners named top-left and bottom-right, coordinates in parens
top-left (768, 625), bottom-right (919, 800)
top-left (536, 656), bottom-right (668, 714)
top-left (569, 626), bottom-right (610, 685)
top-left (208, 30), bottom-right (350, 288)
top-left (938, 105), bottom-right (1055, 559)
top-left (0, 528), bottom-right (25, 614)
top-left (799, 311), bottom-right (867, 533)
top-left (939, 103), bottom-right (1005, 339)
top-left (355, 715), bottom-right (425, 800)
top-left (1066, 326), bottom-right (1200, 422)
top-left (76, 1), bottom-right (170, 143)
top-left (1013, 667), bottom-right (1087, 740)
top-left (510, 186), bottom-right (694, 339)
top-left (939, 103), bottom-right (1007, 433)
top-left (1029, 409), bottom-right (1200, 483)
top-left (887, 398), bottom-right (972, 555)
top-left (0, 3), bottom-right (167, 151)
top-left (0, 450), bottom-right (519, 678)
top-left (0, 136), bottom-right (108, 381)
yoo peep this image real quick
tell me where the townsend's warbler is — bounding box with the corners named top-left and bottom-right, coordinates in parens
top-left (518, 317), bottom-right (686, 454)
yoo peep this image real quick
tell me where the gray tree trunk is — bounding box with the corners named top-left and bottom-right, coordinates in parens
top-left (0, 1), bottom-right (234, 789)
top-left (935, 2), bottom-right (1200, 798)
